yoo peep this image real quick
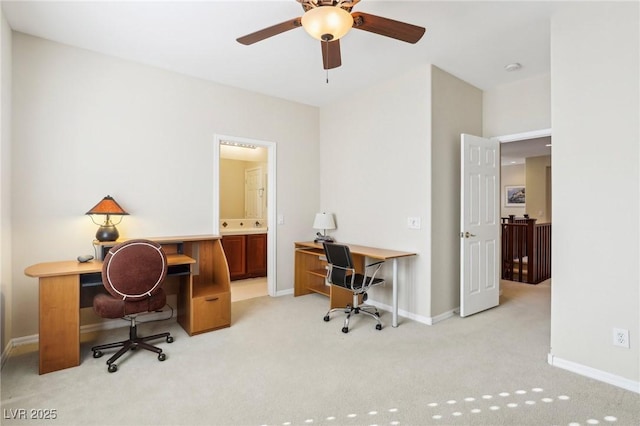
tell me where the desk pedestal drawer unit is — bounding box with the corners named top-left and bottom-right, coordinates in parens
top-left (178, 239), bottom-right (231, 335)
top-left (25, 235), bottom-right (231, 374)
top-left (294, 243), bottom-right (362, 308)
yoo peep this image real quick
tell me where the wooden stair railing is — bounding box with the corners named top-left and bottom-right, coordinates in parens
top-left (501, 216), bottom-right (551, 284)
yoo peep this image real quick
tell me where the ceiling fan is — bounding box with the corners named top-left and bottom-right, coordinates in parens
top-left (236, 0), bottom-right (426, 70)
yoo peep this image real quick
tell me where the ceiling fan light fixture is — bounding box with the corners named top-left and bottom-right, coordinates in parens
top-left (301, 6), bottom-right (353, 41)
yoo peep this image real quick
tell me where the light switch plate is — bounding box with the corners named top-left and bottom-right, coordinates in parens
top-left (408, 217), bottom-right (421, 229)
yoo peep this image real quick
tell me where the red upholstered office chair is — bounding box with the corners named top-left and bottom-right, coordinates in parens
top-left (91, 239), bottom-right (173, 372)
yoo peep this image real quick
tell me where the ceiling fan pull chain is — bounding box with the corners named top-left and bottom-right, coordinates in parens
top-left (323, 38), bottom-right (330, 83)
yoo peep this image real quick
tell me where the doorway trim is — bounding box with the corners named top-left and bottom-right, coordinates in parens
top-left (497, 128), bottom-right (551, 143)
top-left (213, 134), bottom-right (277, 297)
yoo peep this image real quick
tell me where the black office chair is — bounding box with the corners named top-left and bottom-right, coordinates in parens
top-left (322, 242), bottom-right (385, 333)
top-left (91, 239), bottom-right (173, 372)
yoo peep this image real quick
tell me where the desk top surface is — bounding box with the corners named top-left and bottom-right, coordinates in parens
top-left (93, 234), bottom-right (221, 246)
top-left (25, 254), bottom-right (195, 278)
top-left (295, 241), bottom-right (416, 260)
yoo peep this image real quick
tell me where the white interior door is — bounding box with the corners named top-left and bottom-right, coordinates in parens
top-left (460, 134), bottom-right (500, 317)
top-left (244, 167), bottom-right (264, 219)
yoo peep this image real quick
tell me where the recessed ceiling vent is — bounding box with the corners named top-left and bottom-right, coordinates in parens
top-left (504, 62), bottom-right (522, 72)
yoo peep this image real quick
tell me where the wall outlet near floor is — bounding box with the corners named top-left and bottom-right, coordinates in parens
top-left (612, 328), bottom-right (630, 348)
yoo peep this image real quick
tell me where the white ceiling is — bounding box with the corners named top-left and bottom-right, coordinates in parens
top-left (501, 137), bottom-right (551, 166)
top-left (2, 0), bottom-right (555, 107)
top-left (2, 0), bottom-right (555, 163)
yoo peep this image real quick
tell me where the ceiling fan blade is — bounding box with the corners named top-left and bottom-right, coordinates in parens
top-left (351, 12), bottom-right (425, 44)
top-left (321, 39), bottom-right (342, 70)
top-left (237, 18), bottom-right (302, 45)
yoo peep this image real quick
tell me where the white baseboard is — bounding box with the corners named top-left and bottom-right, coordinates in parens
top-left (368, 300), bottom-right (456, 326)
top-left (548, 353), bottom-right (640, 394)
top-left (274, 288), bottom-right (294, 297)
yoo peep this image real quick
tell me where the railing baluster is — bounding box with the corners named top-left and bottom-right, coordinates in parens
top-left (501, 218), bottom-right (551, 284)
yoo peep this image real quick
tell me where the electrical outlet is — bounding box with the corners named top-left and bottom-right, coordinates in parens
top-left (408, 217), bottom-right (421, 230)
top-left (613, 328), bottom-right (630, 348)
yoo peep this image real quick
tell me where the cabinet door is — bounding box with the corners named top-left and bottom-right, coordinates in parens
top-left (192, 292), bottom-right (231, 334)
top-left (246, 234), bottom-right (267, 277)
top-left (221, 235), bottom-right (247, 280)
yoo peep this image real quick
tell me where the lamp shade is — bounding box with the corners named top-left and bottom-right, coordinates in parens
top-left (301, 6), bottom-right (353, 41)
top-left (85, 195), bottom-right (129, 216)
top-left (86, 195), bottom-right (129, 242)
top-left (313, 212), bottom-right (336, 231)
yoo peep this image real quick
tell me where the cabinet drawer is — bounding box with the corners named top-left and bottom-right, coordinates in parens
top-left (191, 292), bottom-right (231, 334)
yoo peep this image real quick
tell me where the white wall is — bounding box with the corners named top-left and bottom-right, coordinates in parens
top-left (319, 65), bottom-right (431, 320)
top-left (483, 74), bottom-right (550, 138)
top-left (550, 2), bottom-right (639, 386)
top-left (0, 9), bottom-right (12, 354)
top-left (11, 33), bottom-right (320, 338)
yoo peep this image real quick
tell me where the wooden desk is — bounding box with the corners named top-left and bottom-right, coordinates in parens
top-left (25, 235), bottom-right (231, 374)
top-left (294, 241), bottom-right (416, 327)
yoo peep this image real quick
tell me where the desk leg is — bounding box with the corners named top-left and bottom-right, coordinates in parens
top-left (39, 276), bottom-right (80, 374)
top-left (392, 258), bottom-right (399, 327)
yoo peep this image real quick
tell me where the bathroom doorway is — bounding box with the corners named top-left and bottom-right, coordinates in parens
top-left (213, 134), bottom-right (277, 300)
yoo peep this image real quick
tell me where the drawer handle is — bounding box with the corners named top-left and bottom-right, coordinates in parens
top-left (205, 297), bottom-right (219, 302)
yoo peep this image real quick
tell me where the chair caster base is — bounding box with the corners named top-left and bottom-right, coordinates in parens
top-left (108, 363), bottom-right (117, 373)
top-left (323, 315), bottom-right (330, 322)
top-left (376, 324), bottom-right (382, 330)
top-left (158, 352), bottom-right (166, 361)
top-left (93, 350), bottom-right (103, 358)
top-left (342, 327), bottom-right (349, 333)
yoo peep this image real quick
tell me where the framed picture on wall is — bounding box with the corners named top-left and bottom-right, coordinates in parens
top-left (505, 185), bottom-right (526, 206)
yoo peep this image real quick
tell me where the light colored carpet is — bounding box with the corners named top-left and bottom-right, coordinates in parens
top-left (1, 280), bottom-right (639, 425)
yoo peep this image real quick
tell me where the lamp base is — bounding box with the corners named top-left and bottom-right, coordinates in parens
top-left (314, 232), bottom-right (334, 243)
top-left (95, 225), bottom-right (119, 242)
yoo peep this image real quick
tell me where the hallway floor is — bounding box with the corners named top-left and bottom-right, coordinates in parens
top-left (230, 276), bottom-right (268, 302)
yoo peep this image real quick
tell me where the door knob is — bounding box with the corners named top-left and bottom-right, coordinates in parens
top-left (460, 231), bottom-right (476, 238)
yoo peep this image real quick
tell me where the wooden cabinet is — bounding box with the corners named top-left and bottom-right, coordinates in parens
top-left (221, 235), bottom-right (247, 280)
top-left (178, 238), bottom-right (231, 335)
top-left (222, 234), bottom-right (267, 281)
top-left (247, 234), bottom-right (267, 277)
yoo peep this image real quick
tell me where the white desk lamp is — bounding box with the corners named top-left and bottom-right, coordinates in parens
top-left (313, 212), bottom-right (336, 243)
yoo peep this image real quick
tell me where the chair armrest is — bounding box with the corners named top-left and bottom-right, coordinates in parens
top-left (363, 261), bottom-right (384, 285)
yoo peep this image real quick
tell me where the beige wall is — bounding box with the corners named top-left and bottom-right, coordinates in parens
top-left (550, 2), bottom-right (639, 385)
top-left (220, 159), bottom-right (252, 218)
top-left (525, 155), bottom-right (551, 223)
top-left (430, 65), bottom-right (483, 317)
top-left (500, 164), bottom-right (525, 218)
top-left (0, 10), bottom-right (12, 354)
top-left (319, 64), bottom-right (481, 322)
top-left (500, 159), bottom-right (551, 223)
top-left (483, 74), bottom-right (551, 137)
top-left (319, 64), bottom-right (432, 320)
top-left (10, 32), bottom-right (320, 338)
